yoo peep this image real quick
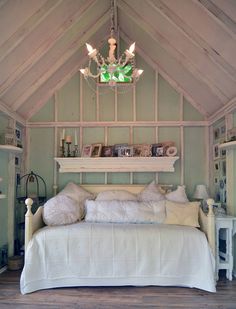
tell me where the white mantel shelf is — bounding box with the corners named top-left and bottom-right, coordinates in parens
top-left (219, 141), bottom-right (236, 150)
top-left (55, 157), bottom-right (179, 173)
top-left (0, 145), bottom-right (23, 153)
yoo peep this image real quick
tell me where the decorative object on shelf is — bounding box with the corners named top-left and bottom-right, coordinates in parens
top-left (81, 144), bottom-right (93, 157)
top-left (118, 146), bottom-right (134, 157)
top-left (113, 144), bottom-right (128, 157)
top-left (213, 144), bottom-right (220, 160)
top-left (141, 144), bottom-right (152, 157)
top-left (193, 184), bottom-right (209, 212)
top-left (15, 125), bottom-right (22, 148)
top-left (151, 143), bottom-right (164, 157)
top-left (59, 129), bottom-right (65, 157)
top-left (80, 0), bottom-right (143, 88)
top-left (101, 146), bottom-right (113, 157)
top-left (4, 119), bottom-right (15, 146)
top-left (91, 143), bottom-right (102, 157)
top-left (65, 135), bottom-right (72, 157)
top-left (227, 127), bottom-right (236, 142)
top-left (132, 144), bottom-right (143, 157)
top-left (166, 146), bottom-right (177, 157)
top-left (73, 145), bottom-right (79, 157)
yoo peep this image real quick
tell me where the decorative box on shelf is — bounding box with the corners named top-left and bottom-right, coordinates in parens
top-left (54, 156), bottom-right (179, 173)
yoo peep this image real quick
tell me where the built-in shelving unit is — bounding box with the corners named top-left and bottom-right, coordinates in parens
top-left (0, 145), bottom-right (23, 153)
top-left (219, 141), bottom-right (236, 150)
top-left (55, 156), bottom-right (179, 173)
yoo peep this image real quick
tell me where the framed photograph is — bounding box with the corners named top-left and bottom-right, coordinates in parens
top-left (220, 125), bottom-right (226, 136)
top-left (213, 144), bottom-right (220, 160)
top-left (118, 146), bottom-right (133, 157)
top-left (91, 143), bottom-right (102, 157)
top-left (220, 148), bottom-right (226, 158)
top-left (15, 126), bottom-right (22, 148)
top-left (141, 144), bottom-right (152, 157)
top-left (152, 143), bottom-right (164, 157)
top-left (222, 160), bottom-right (226, 176)
top-left (15, 156), bottom-right (20, 167)
top-left (101, 146), bottom-right (113, 157)
top-left (214, 128), bottom-right (220, 141)
top-left (113, 144), bottom-right (128, 157)
top-left (132, 144), bottom-right (143, 157)
top-left (81, 144), bottom-right (92, 157)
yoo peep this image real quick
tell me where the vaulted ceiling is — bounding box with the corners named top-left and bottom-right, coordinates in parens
top-left (0, 0), bottom-right (235, 124)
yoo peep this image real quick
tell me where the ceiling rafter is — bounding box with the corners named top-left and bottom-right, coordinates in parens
top-left (0, 0), bottom-right (98, 97)
top-left (11, 11), bottom-right (110, 112)
top-left (0, 0), bottom-right (62, 63)
top-left (149, 0), bottom-right (236, 82)
top-left (118, 0), bottom-right (228, 103)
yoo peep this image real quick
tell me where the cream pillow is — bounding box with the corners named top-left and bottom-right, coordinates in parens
top-left (164, 200), bottom-right (200, 227)
top-left (165, 185), bottom-right (189, 203)
top-left (138, 181), bottom-right (165, 202)
top-left (96, 190), bottom-right (137, 201)
top-left (58, 182), bottom-right (94, 219)
top-left (43, 195), bottom-right (78, 226)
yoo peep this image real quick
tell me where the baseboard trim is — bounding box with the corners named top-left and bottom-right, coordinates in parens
top-left (0, 266), bottom-right (7, 274)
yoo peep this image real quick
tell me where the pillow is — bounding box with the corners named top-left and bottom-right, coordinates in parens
top-left (85, 200), bottom-right (166, 224)
top-left (43, 195), bottom-right (79, 226)
top-left (138, 181), bottom-right (165, 202)
top-left (96, 190), bottom-right (137, 201)
top-left (165, 185), bottom-right (189, 203)
top-left (58, 182), bottom-right (94, 219)
top-left (164, 200), bottom-right (200, 227)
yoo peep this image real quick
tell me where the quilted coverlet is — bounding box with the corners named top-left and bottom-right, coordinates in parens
top-left (20, 222), bottom-right (216, 294)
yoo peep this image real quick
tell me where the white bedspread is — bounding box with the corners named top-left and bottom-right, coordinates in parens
top-left (20, 222), bottom-right (216, 294)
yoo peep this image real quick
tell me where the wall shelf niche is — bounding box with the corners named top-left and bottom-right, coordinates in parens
top-left (219, 141), bottom-right (236, 150)
top-left (0, 145), bottom-right (23, 153)
top-left (55, 156), bottom-right (179, 173)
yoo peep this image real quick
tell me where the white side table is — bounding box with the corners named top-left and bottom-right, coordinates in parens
top-left (215, 215), bottom-right (236, 280)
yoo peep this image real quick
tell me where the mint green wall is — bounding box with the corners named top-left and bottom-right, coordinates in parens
top-left (28, 54), bottom-right (207, 199)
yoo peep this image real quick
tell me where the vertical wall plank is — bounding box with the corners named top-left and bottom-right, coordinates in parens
top-left (53, 93), bottom-right (58, 195)
top-left (180, 94), bottom-right (184, 185)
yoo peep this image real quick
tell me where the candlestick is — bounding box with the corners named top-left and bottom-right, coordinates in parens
top-left (73, 145), bottom-right (79, 157)
top-left (66, 141), bottom-right (71, 157)
top-left (60, 139), bottom-right (65, 157)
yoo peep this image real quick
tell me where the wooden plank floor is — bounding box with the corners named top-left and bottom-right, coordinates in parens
top-left (0, 270), bottom-right (236, 308)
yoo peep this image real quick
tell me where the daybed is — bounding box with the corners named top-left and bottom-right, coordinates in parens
top-left (20, 183), bottom-right (216, 294)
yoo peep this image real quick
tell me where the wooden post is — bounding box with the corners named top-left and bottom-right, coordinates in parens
top-left (24, 198), bottom-right (33, 251)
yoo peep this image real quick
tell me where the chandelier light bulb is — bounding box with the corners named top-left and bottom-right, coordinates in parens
top-left (137, 69), bottom-right (144, 76)
top-left (129, 42), bottom-right (135, 54)
top-left (86, 43), bottom-right (97, 58)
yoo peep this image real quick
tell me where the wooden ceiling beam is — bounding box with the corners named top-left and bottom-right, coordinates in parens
top-left (0, 0), bottom-right (98, 97)
top-left (0, 0), bottom-right (63, 63)
top-left (11, 12), bottom-right (109, 112)
top-left (150, 0), bottom-right (236, 82)
top-left (0, 99), bottom-right (26, 125)
top-left (119, 0), bottom-right (229, 103)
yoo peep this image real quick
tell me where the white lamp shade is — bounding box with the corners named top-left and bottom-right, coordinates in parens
top-left (193, 184), bottom-right (209, 200)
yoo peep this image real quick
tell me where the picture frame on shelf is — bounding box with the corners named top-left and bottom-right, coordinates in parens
top-left (113, 144), bottom-right (128, 157)
top-left (101, 146), bottom-right (113, 157)
top-left (81, 144), bottom-right (93, 157)
top-left (91, 143), bottom-right (102, 157)
top-left (213, 144), bottom-right (220, 160)
top-left (118, 146), bottom-right (134, 157)
top-left (141, 144), bottom-right (152, 157)
top-left (15, 126), bottom-right (22, 148)
top-left (132, 144), bottom-right (143, 157)
top-left (152, 143), bottom-right (164, 157)
top-left (214, 128), bottom-right (220, 141)
top-left (220, 148), bottom-right (226, 158)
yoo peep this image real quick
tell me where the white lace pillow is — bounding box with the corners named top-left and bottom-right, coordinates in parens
top-left (138, 181), bottom-right (165, 202)
top-left (164, 200), bottom-right (200, 227)
top-left (85, 200), bottom-right (166, 224)
top-left (58, 182), bottom-right (94, 219)
top-left (43, 195), bottom-right (79, 226)
top-left (165, 185), bottom-right (189, 203)
top-left (96, 190), bottom-right (137, 201)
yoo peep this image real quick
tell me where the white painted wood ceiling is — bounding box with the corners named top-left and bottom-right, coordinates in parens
top-left (0, 0), bottom-right (235, 122)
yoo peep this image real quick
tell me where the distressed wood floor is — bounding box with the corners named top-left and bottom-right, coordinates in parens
top-left (0, 270), bottom-right (236, 308)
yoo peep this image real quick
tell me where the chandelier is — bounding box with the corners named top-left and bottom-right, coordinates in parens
top-left (80, 0), bottom-right (143, 87)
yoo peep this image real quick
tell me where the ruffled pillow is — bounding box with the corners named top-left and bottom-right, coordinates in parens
top-left (165, 185), bottom-right (189, 203)
top-left (85, 200), bottom-right (166, 224)
top-left (96, 190), bottom-right (137, 201)
top-left (58, 182), bottom-right (94, 219)
top-left (43, 195), bottom-right (79, 226)
top-left (138, 181), bottom-right (165, 202)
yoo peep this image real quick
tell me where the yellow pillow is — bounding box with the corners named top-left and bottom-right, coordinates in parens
top-left (164, 200), bottom-right (200, 227)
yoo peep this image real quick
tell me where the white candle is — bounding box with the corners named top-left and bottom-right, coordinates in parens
top-left (62, 129), bottom-right (65, 140)
top-left (74, 129), bottom-right (78, 145)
